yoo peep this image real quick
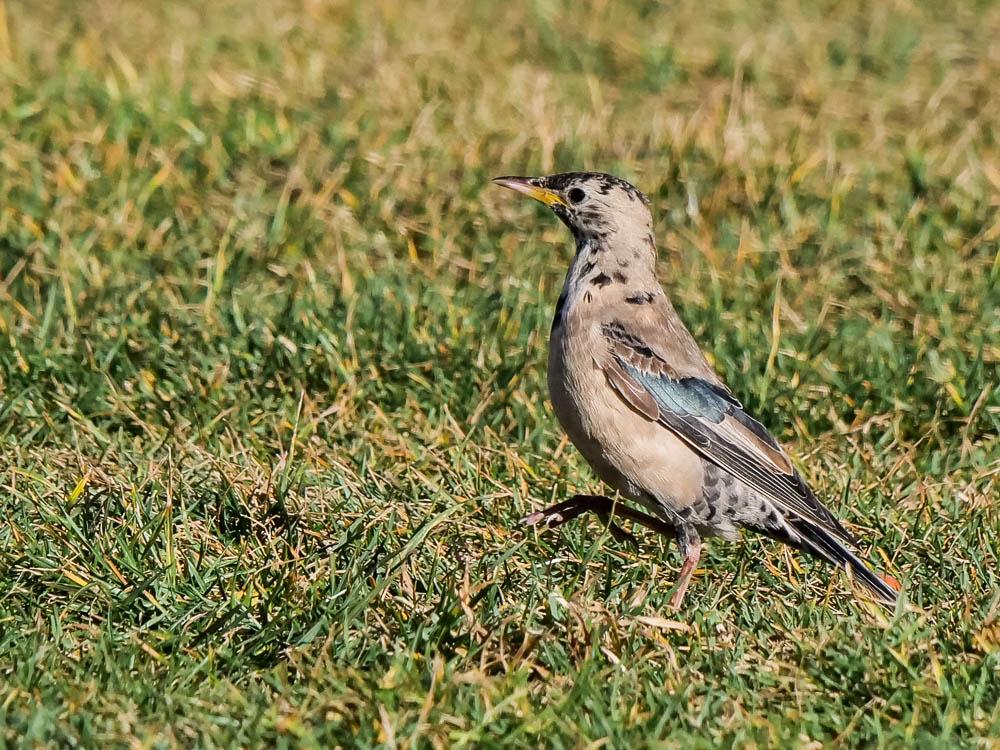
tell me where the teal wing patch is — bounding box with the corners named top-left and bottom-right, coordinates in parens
top-left (603, 323), bottom-right (855, 542)
top-left (634, 367), bottom-right (736, 422)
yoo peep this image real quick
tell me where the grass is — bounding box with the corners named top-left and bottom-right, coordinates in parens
top-left (1, 0), bottom-right (998, 747)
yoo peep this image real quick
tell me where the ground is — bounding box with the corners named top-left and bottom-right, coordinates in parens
top-left (1, 0), bottom-right (998, 747)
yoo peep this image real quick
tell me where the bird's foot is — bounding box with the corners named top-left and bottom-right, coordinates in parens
top-left (668, 539), bottom-right (702, 610)
top-left (521, 494), bottom-right (675, 547)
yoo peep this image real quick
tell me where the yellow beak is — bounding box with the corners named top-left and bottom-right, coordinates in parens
top-left (492, 176), bottom-right (567, 208)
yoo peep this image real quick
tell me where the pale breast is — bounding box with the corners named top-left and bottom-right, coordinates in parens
top-left (548, 318), bottom-right (705, 515)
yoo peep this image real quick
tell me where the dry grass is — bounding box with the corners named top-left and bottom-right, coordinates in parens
top-left (1, 0), bottom-right (998, 747)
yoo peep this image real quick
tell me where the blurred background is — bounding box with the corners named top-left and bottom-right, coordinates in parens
top-left (1, 1), bottom-right (998, 747)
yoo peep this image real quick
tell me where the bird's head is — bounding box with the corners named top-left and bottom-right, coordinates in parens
top-left (493, 172), bottom-right (652, 244)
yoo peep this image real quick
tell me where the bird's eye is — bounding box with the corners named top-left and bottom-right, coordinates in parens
top-left (567, 187), bottom-right (586, 204)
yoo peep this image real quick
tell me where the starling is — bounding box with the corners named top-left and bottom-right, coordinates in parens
top-left (494, 172), bottom-right (900, 610)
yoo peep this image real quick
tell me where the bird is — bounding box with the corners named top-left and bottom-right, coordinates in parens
top-left (493, 171), bottom-right (900, 610)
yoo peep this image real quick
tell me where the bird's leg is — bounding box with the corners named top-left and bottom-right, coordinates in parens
top-left (669, 531), bottom-right (702, 610)
top-left (521, 494), bottom-right (676, 546)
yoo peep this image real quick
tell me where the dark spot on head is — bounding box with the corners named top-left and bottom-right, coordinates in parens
top-left (584, 290), bottom-right (593, 303)
top-left (540, 172), bottom-right (650, 206)
top-left (579, 210), bottom-right (608, 227)
top-left (626, 291), bottom-right (655, 305)
top-left (592, 273), bottom-right (611, 288)
top-left (613, 271), bottom-right (627, 284)
top-left (581, 259), bottom-right (597, 275)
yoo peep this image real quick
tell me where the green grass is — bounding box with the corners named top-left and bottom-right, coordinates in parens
top-left (1, 0), bottom-right (998, 747)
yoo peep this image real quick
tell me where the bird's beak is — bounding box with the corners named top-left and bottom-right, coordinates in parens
top-left (492, 176), bottom-right (567, 208)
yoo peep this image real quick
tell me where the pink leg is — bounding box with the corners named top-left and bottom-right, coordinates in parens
top-left (669, 539), bottom-right (702, 610)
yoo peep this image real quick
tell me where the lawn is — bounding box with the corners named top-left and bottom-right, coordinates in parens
top-left (1, 0), bottom-right (998, 747)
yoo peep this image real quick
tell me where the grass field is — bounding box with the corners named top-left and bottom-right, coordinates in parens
top-left (1, 0), bottom-right (999, 747)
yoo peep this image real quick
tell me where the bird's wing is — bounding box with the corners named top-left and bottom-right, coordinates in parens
top-left (599, 318), bottom-right (855, 542)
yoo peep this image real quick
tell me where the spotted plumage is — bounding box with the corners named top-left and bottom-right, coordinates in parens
top-left (493, 171), bottom-right (900, 610)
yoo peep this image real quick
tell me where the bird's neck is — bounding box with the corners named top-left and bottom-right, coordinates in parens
top-left (552, 233), bottom-right (659, 331)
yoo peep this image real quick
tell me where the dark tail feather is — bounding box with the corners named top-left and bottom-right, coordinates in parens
top-left (790, 519), bottom-right (900, 608)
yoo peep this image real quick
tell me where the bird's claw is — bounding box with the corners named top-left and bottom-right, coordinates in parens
top-left (520, 510), bottom-right (563, 527)
top-left (521, 497), bottom-right (640, 547)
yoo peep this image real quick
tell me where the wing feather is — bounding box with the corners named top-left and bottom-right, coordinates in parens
top-left (600, 321), bottom-right (855, 542)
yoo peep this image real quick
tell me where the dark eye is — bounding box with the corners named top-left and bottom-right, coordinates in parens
top-left (567, 187), bottom-right (586, 204)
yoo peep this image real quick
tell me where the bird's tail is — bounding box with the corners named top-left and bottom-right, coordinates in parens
top-left (791, 519), bottom-right (900, 608)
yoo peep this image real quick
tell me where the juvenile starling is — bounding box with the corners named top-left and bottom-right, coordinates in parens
top-left (494, 172), bottom-right (900, 610)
